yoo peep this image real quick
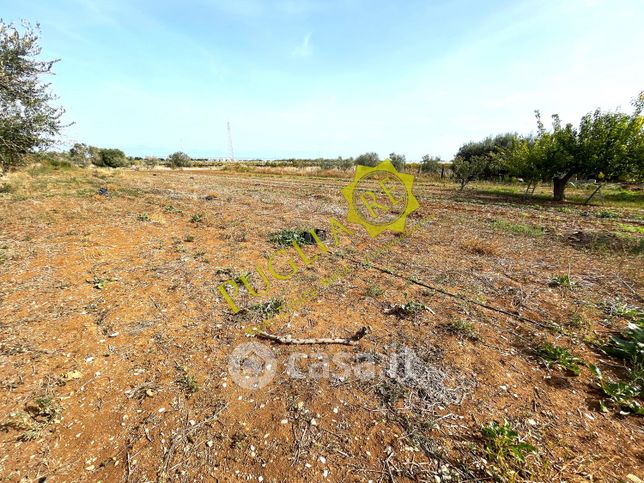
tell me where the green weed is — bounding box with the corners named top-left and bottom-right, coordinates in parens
top-left (619, 223), bottom-right (644, 234)
top-left (590, 365), bottom-right (642, 415)
top-left (89, 276), bottom-right (118, 290)
top-left (599, 300), bottom-right (643, 319)
top-left (481, 420), bottom-right (536, 479)
top-left (535, 343), bottom-right (583, 376)
top-left (178, 373), bottom-right (199, 396)
top-left (596, 210), bottom-right (617, 219)
top-left (365, 284), bottom-right (384, 298)
top-left (386, 300), bottom-right (427, 317)
top-left (136, 213), bottom-right (150, 222)
top-left (249, 298), bottom-right (284, 318)
top-left (164, 204), bottom-right (182, 213)
top-left (603, 320), bottom-right (644, 366)
top-left (269, 228), bottom-right (315, 248)
top-left (447, 319), bottom-right (479, 340)
top-left (492, 219), bottom-right (544, 237)
top-left (190, 213), bottom-right (204, 223)
top-left (548, 274), bottom-right (576, 288)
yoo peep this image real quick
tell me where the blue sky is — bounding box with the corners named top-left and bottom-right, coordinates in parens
top-left (4, 0), bottom-right (644, 159)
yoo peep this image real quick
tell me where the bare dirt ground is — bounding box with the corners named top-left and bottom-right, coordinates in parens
top-left (0, 166), bottom-right (642, 482)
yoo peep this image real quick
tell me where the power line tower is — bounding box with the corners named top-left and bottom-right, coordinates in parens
top-left (227, 121), bottom-right (235, 162)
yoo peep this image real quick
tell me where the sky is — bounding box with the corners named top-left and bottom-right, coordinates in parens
top-left (3, 0), bottom-right (644, 160)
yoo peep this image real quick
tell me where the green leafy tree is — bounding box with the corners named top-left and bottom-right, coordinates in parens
top-left (452, 155), bottom-right (490, 190)
top-left (69, 143), bottom-right (92, 167)
top-left (388, 152), bottom-right (406, 171)
top-left (143, 156), bottom-right (160, 168)
top-left (354, 152), bottom-right (379, 167)
top-left (168, 151), bottom-right (192, 168)
top-left (513, 95), bottom-right (644, 201)
top-left (507, 135), bottom-right (545, 195)
top-left (421, 155), bottom-right (441, 174)
top-left (336, 156), bottom-right (354, 171)
top-left (455, 133), bottom-right (517, 182)
top-left (96, 148), bottom-right (129, 168)
top-left (0, 21), bottom-right (66, 174)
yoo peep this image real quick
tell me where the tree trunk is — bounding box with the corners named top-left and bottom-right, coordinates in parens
top-left (584, 183), bottom-right (603, 205)
top-left (553, 173), bottom-right (573, 202)
top-left (531, 181), bottom-right (538, 195)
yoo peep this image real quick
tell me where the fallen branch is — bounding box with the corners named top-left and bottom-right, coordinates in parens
top-left (256, 326), bottom-right (371, 345)
top-left (362, 261), bottom-right (554, 330)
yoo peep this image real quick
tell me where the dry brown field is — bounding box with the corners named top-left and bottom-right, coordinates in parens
top-left (0, 166), bottom-right (642, 482)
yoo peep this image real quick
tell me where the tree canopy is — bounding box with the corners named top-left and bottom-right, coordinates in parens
top-left (354, 152), bottom-right (380, 167)
top-left (388, 152), bottom-right (406, 171)
top-left (168, 151), bottom-right (192, 168)
top-left (510, 94), bottom-right (644, 200)
top-left (0, 21), bottom-right (65, 174)
top-left (96, 148), bottom-right (129, 168)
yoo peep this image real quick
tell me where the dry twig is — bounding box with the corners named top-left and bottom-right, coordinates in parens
top-left (256, 326), bottom-right (371, 345)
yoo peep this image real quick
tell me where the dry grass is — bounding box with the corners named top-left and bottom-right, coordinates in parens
top-left (461, 237), bottom-right (502, 257)
top-left (0, 166), bottom-right (641, 481)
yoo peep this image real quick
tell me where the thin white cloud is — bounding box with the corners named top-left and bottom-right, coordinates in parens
top-left (292, 33), bottom-right (312, 58)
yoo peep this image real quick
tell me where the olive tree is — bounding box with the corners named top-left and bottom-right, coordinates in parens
top-left (354, 152), bottom-right (379, 167)
top-left (421, 155), bottom-right (441, 174)
top-left (168, 151), bottom-right (192, 168)
top-left (0, 21), bottom-right (66, 174)
top-left (96, 148), bottom-right (129, 168)
top-left (143, 156), bottom-right (160, 168)
top-left (452, 155), bottom-right (489, 190)
top-left (388, 152), bottom-right (406, 171)
top-left (69, 143), bottom-right (95, 167)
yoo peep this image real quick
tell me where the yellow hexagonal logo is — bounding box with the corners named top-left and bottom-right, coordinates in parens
top-left (342, 160), bottom-right (419, 237)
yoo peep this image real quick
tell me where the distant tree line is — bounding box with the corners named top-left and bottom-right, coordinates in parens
top-left (2, 21), bottom-right (641, 202)
top-left (67, 144), bottom-right (193, 169)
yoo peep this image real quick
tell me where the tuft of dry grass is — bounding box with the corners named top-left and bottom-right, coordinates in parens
top-left (461, 237), bottom-right (501, 257)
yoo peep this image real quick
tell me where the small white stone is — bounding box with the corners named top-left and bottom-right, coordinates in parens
top-left (280, 419), bottom-right (288, 424)
top-left (319, 456), bottom-right (326, 464)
